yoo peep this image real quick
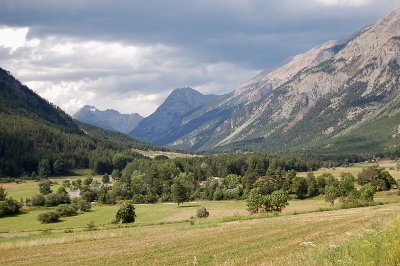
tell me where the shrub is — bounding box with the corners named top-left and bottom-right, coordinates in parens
top-left (213, 188), bottom-right (223, 201)
top-left (102, 173), bottom-right (110, 184)
top-left (143, 194), bottom-right (158, 203)
top-left (83, 176), bottom-right (94, 187)
top-left (62, 180), bottom-right (70, 188)
top-left (0, 186), bottom-right (6, 201)
top-left (360, 184), bottom-right (376, 202)
top-left (291, 176), bottom-right (308, 199)
top-left (247, 188), bottom-right (263, 214)
top-left (357, 165), bottom-right (395, 191)
top-left (98, 187), bottom-right (114, 204)
top-left (81, 190), bottom-right (98, 202)
top-left (131, 194), bottom-right (145, 204)
top-left (38, 212), bottom-right (60, 223)
top-left (72, 198), bottom-right (91, 212)
top-left (56, 204), bottom-right (78, 217)
top-left (38, 180), bottom-right (52, 195)
top-left (113, 201), bottom-right (136, 224)
top-left (270, 190), bottom-right (289, 212)
top-left (325, 185), bottom-right (341, 205)
top-left (0, 198), bottom-right (21, 217)
top-left (196, 206), bottom-right (209, 218)
top-left (45, 193), bottom-right (70, 207)
top-left (57, 186), bottom-right (67, 194)
top-left (339, 172), bottom-right (355, 196)
top-left (86, 221), bottom-right (96, 231)
top-left (223, 188), bottom-right (241, 200)
top-left (31, 194), bottom-right (46, 206)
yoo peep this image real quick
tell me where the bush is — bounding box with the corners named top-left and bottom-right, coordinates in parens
top-left (291, 176), bottom-right (308, 199)
top-left (357, 165), bottom-right (395, 191)
top-left (57, 186), bottom-right (67, 194)
top-left (56, 204), bottom-right (78, 217)
top-left (81, 190), bottom-right (98, 202)
top-left (102, 173), bottom-right (110, 184)
top-left (45, 193), bottom-right (70, 207)
top-left (270, 190), bottom-right (289, 212)
top-left (0, 186), bottom-right (6, 201)
top-left (143, 194), bottom-right (158, 203)
top-left (38, 180), bottom-right (52, 195)
top-left (38, 212), bottom-right (60, 223)
top-left (325, 185), bottom-right (341, 205)
top-left (131, 194), bottom-right (145, 204)
top-left (360, 184), bottom-right (376, 202)
top-left (72, 198), bottom-right (91, 212)
top-left (196, 206), bottom-right (209, 218)
top-left (223, 188), bottom-right (241, 200)
top-left (0, 198), bottom-right (21, 217)
top-left (31, 194), bottom-right (46, 206)
top-left (246, 188), bottom-right (263, 214)
top-left (113, 201), bottom-right (136, 224)
top-left (87, 221), bottom-right (96, 231)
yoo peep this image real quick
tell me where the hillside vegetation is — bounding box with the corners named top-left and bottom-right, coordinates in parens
top-left (0, 68), bottom-right (160, 177)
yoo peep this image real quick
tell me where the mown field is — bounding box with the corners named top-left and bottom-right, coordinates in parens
top-left (1, 162), bottom-right (400, 265)
top-left (1, 203), bottom-right (400, 265)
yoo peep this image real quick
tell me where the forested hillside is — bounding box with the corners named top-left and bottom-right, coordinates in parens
top-left (0, 68), bottom-right (155, 177)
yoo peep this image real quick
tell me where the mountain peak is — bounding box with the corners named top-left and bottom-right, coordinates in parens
top-left (73, 106), bottom-right (143, 134)
top-left (130, 87), bottom-right (220, 145)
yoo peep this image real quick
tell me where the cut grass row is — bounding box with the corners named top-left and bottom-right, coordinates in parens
top-left (1, 203), bottom-right (399, 265)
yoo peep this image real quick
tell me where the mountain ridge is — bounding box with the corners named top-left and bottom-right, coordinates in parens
top-left (131, 9), bottom-right (400, 155)
top-left (129, 87), bottom-right (223, 145)
top-left (73, 105), bottom-right (143, 134)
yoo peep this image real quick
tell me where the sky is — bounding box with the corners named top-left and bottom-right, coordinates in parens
top-left (0, 0), bottom-right (399, 116)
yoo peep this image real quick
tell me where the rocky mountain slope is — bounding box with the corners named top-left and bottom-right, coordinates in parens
top-left (129, 87), bottom-right (222, 145)
top-left (74, 105), bottom-right (143, 134)
top-left (136, 9), bottom-right (400, 154)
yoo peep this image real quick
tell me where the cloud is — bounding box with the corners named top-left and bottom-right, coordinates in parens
top-left (0, 29), bottom-right (259, 116)
top-left (0, 1), bottom-right (399, 117)
top-left (314, 0), bottom-right (370, 6)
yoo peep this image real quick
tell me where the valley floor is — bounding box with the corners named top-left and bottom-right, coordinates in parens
top-left (1, 201), bottom-right (400, 265)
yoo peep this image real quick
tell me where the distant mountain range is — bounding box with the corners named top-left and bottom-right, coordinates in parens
top-left (127, 9), bottom-right (400, 155)
top-left (73, 105), bottom-right (143, 134)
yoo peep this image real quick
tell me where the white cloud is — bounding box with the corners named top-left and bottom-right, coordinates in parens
top-left (314, 0), bottom-right (371, 6)
top-left (0, 26), bottom-right (260, 116)
top-left (0, 26), bottom-right (39, 52)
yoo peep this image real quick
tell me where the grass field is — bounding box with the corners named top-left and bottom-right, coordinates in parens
top-left (3, 170), bottom-right (102, 200)
top-left (1, 202), bottom-right (400, 265)
top-left (1, 163), bottom-right (400, 265)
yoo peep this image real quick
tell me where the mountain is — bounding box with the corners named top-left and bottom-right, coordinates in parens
top-left (136, 9), bottom-right (400, 155)
top-left (73, 105), bottom-right (143, 134)
top-left (129, 87), bottom-right (222, 145)
top-left (0, 67), bottom-right (159, 177)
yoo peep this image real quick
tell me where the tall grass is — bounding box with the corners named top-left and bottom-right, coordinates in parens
top-left (311, 220), bottom-right (400, 265)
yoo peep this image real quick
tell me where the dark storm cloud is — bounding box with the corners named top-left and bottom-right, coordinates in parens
top-left (0, 0), bottom-right (399, 115)
top-left (1, 0), bottom-right (399, 68)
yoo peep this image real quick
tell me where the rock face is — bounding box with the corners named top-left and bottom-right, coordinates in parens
top-left (129, 87), bottom-right (222, 146)
top-left (73, 106), bottom-right (143, 134)
top-left (135, 9), bottom-right (400, 154)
